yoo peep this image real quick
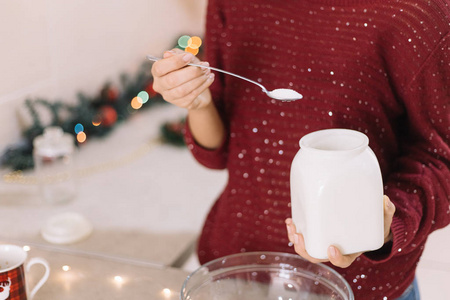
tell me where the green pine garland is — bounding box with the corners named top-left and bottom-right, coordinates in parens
top-left (160, 117), bottom-right (186, 147)
top-left (1, 61), bottom-right (186, 171)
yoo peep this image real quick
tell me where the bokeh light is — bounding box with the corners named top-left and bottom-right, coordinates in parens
top-left (74, 123), bottom-right (84, 134)
top-left (99, 106), bottom-right (117, 127)
top-left (178, 35), bottom-right (202, 55)
top-left (92, 115), bottom-right (102, 126)
top-left (188, 36), bottom-right (202, 49)
top-left (185, 47), bottom-right (199, 55)
top-left (178, 35), bottom-right (191, 48)
top-left (137, 91), bottom-right (149, 103)
top-left (62, 265), bottom-right (71, 272)
top-left (131, 97), bottom-right (143, 109)
top-left (162, 288), bottom-right (172, 298)
top-left (77, 132), bottom-right (87, 143)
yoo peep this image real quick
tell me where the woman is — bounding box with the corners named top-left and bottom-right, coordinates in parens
top-left (151, 0), bottom-right (449, 298)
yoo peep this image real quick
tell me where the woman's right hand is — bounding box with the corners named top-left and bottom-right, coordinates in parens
top-left (151, 48), bottom-right (215, 110)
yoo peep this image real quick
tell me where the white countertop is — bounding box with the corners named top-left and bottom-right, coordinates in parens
top-left (0, 104), bottom-right (228, 267)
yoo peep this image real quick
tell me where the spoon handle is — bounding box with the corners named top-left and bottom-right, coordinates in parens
top-left (146, 55), bottom-right (268, 93)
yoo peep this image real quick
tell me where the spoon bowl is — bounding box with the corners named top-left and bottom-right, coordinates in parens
top-left (147, 55), bottom-right (303, 101)
top-left (267, 88), bottom-right (303, 101)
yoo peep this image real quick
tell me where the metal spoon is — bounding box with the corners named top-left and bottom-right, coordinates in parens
top-left (147, 55), bottom-right (303, 101)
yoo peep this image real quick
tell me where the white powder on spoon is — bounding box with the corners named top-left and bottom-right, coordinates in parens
top-left (268, 88), bottom-right (303, 101)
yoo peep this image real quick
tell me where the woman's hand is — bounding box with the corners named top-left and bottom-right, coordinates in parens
top-left (151, 48), bottom-right (215, 110)
top-left (286, 195), bottom-right (396, 268)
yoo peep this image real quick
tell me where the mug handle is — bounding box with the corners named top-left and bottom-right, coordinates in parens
top-left (26, 257), bottom-right (50, 300)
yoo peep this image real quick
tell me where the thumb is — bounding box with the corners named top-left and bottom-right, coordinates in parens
top-left (383, 195), bottom-right (395, 243)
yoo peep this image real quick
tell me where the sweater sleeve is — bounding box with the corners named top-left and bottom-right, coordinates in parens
top-left (184, 115), bottom-right (228, 170)
top-left (365, 33), bottom-right (450, 263)
top-left (183, 0), bottom-right (229, 170)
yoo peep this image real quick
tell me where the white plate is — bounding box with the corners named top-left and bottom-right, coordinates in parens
top-left (41, 212), bottom-right (93, 244)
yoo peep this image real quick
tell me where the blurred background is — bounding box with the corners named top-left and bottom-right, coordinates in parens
top-left (0, 0), bottom-right (207, 153)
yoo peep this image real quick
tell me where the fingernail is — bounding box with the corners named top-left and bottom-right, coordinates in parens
top-left (163, 50), bottom-right (176, 58)
top-left (385, 197), bottom-right (391, 208)
top-left (286, 225), bottom-right (292, 235)
top-left (201, 62), bottom-right (210, 73)
top-left (294, 234), bottom-right (299, 245)
top-left (329, 246), bottom-right (337, 258)
top-left (207, 73), bottom-right (215, 81)
top-left (183, 53), bottom-right (194, 62)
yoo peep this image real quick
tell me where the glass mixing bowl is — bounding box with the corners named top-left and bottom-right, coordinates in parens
top-left (181, 252), bottom-right (354, 300)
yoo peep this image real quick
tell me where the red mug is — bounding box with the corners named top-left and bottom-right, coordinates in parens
top-left (0, 245), bottom-right (50, 300)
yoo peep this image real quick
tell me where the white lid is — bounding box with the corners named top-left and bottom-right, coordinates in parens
top-left (41, 212), bottom-right (93, 245)
top-left (33, 126), bottom-right (75, 157)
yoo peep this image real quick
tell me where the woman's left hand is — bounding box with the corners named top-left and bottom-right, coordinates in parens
top-left (285, 195), bottom-right (396, 268)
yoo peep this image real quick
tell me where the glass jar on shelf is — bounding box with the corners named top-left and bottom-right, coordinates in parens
top-left (33, 126), bottom-right (77, 204)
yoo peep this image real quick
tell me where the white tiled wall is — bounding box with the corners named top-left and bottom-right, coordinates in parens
top-left (0, 0), bottom-right (207, 153)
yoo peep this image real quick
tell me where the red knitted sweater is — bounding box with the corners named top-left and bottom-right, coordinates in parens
top-left (184, 0), bottom-right (450, 299)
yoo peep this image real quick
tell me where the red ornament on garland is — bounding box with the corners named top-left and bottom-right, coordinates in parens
top-left (144, 80), bottom-right (158, 98)
top-left (99, 105), bottom-right (118, 127)
top-left (100, 85), bottom-right (119, 102)
top-left (167, 120), bottom-right (185, 134)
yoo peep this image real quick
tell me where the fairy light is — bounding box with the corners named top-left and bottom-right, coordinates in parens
top-left (23, 245), bottom-right (31, 252)
top-left (92, 115), bottom-right (102, 126)
top-left (74, 122), bottom-right (87, 143)
top-left (74, 123), bottom-right (84, 134)
top-left (62, 265), bottom-right (71, 272)
top-left (178, 35), bottom-right (191, 48)
top-left (162, 288), bottom-right (172, 298)
top-left (184, 47), bottom-right (199, 55)
top-left (77, 131), bottom-right (87, 143)
top-left (131, 97), bottom-right (143, 110)
top-left (178, 35), bottom-right (202, 56)
top-left (188, 36), bottom-right (202, 49)
top-left (137, 91), bottom-right (149, 104)
top-left (59, 265), bottom-right (78, 292)
top-left (113, 275), bottom-right (125, 289)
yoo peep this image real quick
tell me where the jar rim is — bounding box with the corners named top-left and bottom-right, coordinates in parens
top-left (299, 129), bottom-right (369, 153)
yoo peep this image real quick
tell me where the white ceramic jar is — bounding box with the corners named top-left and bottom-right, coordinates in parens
top-left (290, 129), bottom-right (384, 259)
